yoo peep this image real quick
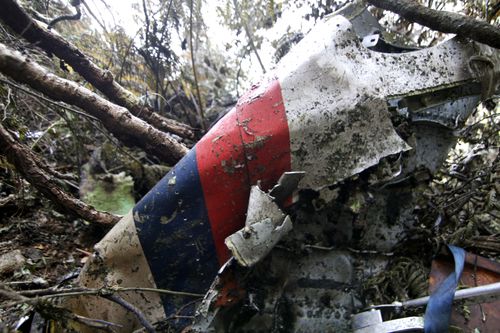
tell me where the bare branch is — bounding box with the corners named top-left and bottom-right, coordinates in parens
top-left (47, 0), bottom-right (82, 30)
top-left (2, 284), bottom-right (203, 332)
top-left (80, 0), bottom-right (108, 33)
top-left (18, 286), bottom-right (204, 298)
top-left (0, 284), bottom-right (29, 302)
top-left (232, 0), bottom-right (267, 73)
top-left (0, 0), bottom-right (196, 140)
top-left (366, 0), bottom-right (500, 49)
top-left (103, 294), bottom-right (155, 333)
top-left (70, 314), bottom-right (120, 332)
top-left (0, 122), bottom-right (120, 225)
top-left (189, 0), bottom-right (206, 130)
top-left (0, 283), bottom-right (120, 332)
top-left (0, 42), bottom-right (188, 165)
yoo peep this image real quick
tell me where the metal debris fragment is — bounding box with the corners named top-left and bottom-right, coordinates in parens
top-left (269, 171), bottom-right (305, 203)
top-left (225, 185), bottom-right (293, 267)
top-left (352, 310), bottom-right (424, 333)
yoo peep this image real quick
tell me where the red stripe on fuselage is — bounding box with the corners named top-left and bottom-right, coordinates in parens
top-left (237, 79), bottom-right (291, 191)
top-left (196, 78), bottom-right (291, 264)
top-left (196, 109), bottom-right (250, 263)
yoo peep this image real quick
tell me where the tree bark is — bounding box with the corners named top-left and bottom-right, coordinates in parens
top-left (0, 0), bottom-right (196, 140)
top-left (0, 123), bottom-right (119, 225)
top-left (0, 43), bottom-right (188, 165)
top-left (366, 0), bottom-right (500, 49)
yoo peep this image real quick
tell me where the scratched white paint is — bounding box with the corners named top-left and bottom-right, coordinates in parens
top-left (275, 15), bottom-right (485, 190)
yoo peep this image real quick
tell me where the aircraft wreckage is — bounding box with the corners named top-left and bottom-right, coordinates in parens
top-left (48, 2), bottom-right (499, 332)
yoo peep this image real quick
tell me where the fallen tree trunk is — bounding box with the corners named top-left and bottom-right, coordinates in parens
top-left (0, 0), bottom-right (195, 141)
top-left (367, 0), bottom-right (500, 49)
top-left (0, 123), bottom-right (119, 225)
top-left (0, 43), bottom-right (188, 165)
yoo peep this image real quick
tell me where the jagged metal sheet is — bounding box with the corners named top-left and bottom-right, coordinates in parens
top-left (274, 14), bottom-right (479, 189)
top-left (225, 186), bottom-right (293, 267)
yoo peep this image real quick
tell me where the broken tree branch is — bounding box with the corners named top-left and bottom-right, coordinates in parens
top-left (0, 42), bottom-right (188, 165)
top-left (47, 0), bottom-right (82, 30)
top-left (0, 122), bottom-right (120, 225)
top-left (366, 0), bottom-right (500, 49)
top-left (0, 0), bottom-right (195, 140)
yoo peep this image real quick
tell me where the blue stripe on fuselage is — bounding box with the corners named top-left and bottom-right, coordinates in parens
top-left (133, 147), bottom-right (219, 319)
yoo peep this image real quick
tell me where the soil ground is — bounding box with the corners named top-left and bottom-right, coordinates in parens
top-left (0, 201), bottom-right (107, 328)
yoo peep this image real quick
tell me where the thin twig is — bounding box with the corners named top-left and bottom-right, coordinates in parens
top-left (189, 0), bottom-right (205, 131)
top-left (0, 78), bottom-right (99, 121)
top-left (47, 1), bottom-right (82, 30)
top-left (0, 283), bottom-right (121, 332)
top-left (17, 286), bottom-right (204, 298)
top-left (75, 248), bottom-right (93, 256)
top-left (117, 287), bottom-right (203, 297)
top-left (81, 0), bottom-right (108, 33)
top-left (72, 314), bottom-right (121, 331)
top-left (2, 85), bottom-right (11, 121)
top-left (116, 28), bottom-right (141, 83)
top-left (232, 0), bottom-right (266, 73)
top-left (30, 118), bottom-right (64, 149)
top-left (103, 294), bottom-right (155, 333)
